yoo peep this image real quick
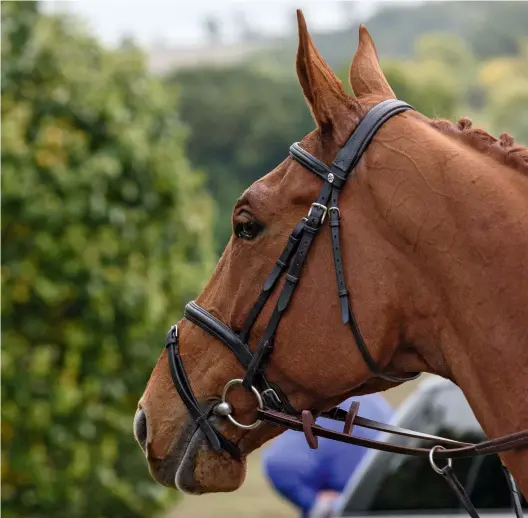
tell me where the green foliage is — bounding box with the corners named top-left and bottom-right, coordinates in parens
top-left (168, 67), bottom-right (314, 249)
top-left (382, 60), bottom-right (460, 120)
top-left (415, 33), bottom-right (475, 76)
top-left (478, 53), bottom-right (528, 143)
top-left (470, 3), bottom-right (528, 59)
top-left (1, 3), bottom-right (215, 517)
top-left (488, 81), bottom-right (528, 143)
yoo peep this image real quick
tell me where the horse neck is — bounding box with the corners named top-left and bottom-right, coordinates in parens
top-left (359, 116), bottom-right (528, 491)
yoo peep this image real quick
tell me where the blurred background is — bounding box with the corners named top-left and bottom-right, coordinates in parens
top-left (2, 1), bottom-right (527, 517)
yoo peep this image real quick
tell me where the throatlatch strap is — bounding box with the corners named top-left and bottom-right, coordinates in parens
top-left (328, 185), bottom-right (349, 324)
top-left (291, 100), bottom-right (419, 383)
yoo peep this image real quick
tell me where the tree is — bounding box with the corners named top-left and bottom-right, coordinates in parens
top-left (415, 33), bottom-right (474, 76)
top-left (487, 80), bottom-right (528, 145)
top-left (203, 16), bottom-right (222, 45)
top-left (479, 57), bottom-right (528, 145)
top-left (167, 66), bottom-right (314, 250)
top-left (470, 3), bottom-right (528, 59)
top-left (2, 3), bottom-right (215, 517)
top-left (395, 59), bottom-right (460, 120)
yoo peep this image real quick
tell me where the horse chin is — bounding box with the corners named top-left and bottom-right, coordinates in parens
top-left (174, 430), bottom-right (247, 494)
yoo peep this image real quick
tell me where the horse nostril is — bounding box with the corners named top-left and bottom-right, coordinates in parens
top-left (134, 408), bottom-right (148, 450)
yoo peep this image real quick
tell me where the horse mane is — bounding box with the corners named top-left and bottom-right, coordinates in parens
top-left (429, 117), bottom-right (528, 177)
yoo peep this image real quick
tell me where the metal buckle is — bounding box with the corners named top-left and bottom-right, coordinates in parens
top-left (328, 207), bottom-right (340, 219)
top-left (215, 378), bottom-right (263, 430)
top-left (261, 387), bottom-right (282, 408)
top-left (307, 203), bottom-right (328, 224)
top-left (165, 324), bottom-right (178, 348)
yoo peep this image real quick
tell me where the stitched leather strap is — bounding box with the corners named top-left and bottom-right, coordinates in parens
top-left (165, 326), bottom-right (241, 458)
top-left (185, 302), bottom-right (253, 368)
top-left (184, 303), bottom-right (297, 414)
top-left (328, 188), bottom-right (349, 324)
top-left (239, 218), bottom-right (306, 343)
top-left (502, 463), bottom-right (525, 518)
top-left (290, 143), bottom-right (346, 189)
top-left (258, 408), bottom-right (528, 459)
top-left (320, 406), bottom-right (471, 447)
top-left (439, 465), bottom-right (480, 518)
top-left (332, 100), bottom-right (414, 174)
top-left (243, 199), bottom-right (330, 389)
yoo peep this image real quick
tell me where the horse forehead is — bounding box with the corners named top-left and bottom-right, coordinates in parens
top-left (243, 171), bottom-right (295, 213)
top-left (241, 129), bottom-right (328, 211)
top-left (250, 162), bottom-right (322, 210)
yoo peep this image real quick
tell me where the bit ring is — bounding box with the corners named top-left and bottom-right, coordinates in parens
top-left (219, 378), bottom-right (263, 430)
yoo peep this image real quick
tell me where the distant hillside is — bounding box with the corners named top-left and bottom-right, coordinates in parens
top-left (149, 1), bottom-right (528, 74)
top-left (254, 1), bottom-right (528, 74)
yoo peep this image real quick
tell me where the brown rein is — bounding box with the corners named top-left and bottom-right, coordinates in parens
top-left (257, 403), bottom-right (527, 518)
top-left (258, 406), bottom-right (528, 460)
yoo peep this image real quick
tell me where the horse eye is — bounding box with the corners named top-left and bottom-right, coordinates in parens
top-left (235, 220), bottom-right (262, 240)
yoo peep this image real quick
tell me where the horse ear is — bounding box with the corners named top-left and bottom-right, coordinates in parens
top-left (349, 25), bottom-right (395, 99)
top-left (296, 9), bottom-right (349, 139)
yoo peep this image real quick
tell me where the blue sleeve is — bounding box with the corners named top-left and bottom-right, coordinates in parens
top-left (262, 394), bottom-right (393, 512)
top-left (262, 431), bottom-right (319, 513)
top-left (313, 394), bottom-right (393, 493)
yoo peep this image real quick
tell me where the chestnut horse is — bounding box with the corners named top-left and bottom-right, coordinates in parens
top-left (136, 11), bottom-right (528, 498)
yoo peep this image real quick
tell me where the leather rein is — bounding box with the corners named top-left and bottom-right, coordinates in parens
top-left (164, 100), bottom-right (528, 517)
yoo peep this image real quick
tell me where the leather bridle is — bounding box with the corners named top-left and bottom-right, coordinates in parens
top-left (163, 99), bottom-right (527, 516)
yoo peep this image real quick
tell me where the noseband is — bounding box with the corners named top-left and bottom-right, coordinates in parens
top-left (162, 99), bottom-right (527, 516)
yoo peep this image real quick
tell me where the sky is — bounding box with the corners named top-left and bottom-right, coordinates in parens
top-left (41, 1), bottom-right (396, 48)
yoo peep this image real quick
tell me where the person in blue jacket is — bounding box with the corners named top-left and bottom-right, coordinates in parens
top-left (262, 394), bottom-right (393, 518)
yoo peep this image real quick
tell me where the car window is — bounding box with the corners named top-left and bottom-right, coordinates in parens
top-left (340, 384), bottom-right (527, 515)
top-left (467, 455), bottom-right (526, 509)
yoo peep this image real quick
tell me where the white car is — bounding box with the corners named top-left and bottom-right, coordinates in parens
top-left (334, 377), bottom-right (526, 518)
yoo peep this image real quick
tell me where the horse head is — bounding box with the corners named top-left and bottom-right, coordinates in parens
top-left (135, 10), bottom-right (528, 496)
